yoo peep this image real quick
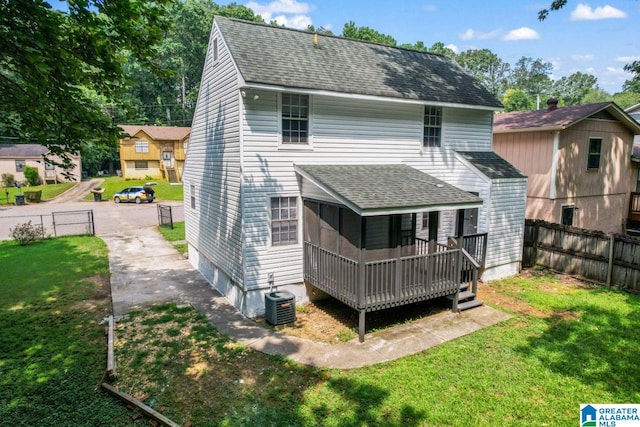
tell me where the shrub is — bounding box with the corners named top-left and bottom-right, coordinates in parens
top-left (23, 166), bottom-right (40, 186)
top-left (10, 221), bottom-right (44, 246)
top-left (1, 173), bottom-right (14, 187)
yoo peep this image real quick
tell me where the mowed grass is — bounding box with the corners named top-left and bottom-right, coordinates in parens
top-left (157, 221), bottom-right (187, 254)
top-left (0, 237), bottom-right (131, 425)
top-left (85, 176), bottom-right (183, 202)
top-left (113, 270), bottom-right (640, 426)
top-left (0, 182), bottom-right (75, 205)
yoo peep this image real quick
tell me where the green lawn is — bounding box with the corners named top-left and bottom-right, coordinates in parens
top-left (112, 270), bottom-right (640, 426)
top-left (0, 237), bottom-right (131, 425)
top-left (157, 221), bottom-right (187, 254)
top-left (0, 182), bottom-right (75, 205)
top-left (85, 176), bottom-right (183, 202)
top-left (3, 234), bottom-right (639, 426)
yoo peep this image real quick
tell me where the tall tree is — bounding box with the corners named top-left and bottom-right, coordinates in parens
top-left (456, 49), bottom-right (510, 98)
top-left (502, 89), bottom-right (535, 112)
top-left (509, 56), bottom-right (553, 99)
top-left (341, 21), bottom-right (397, 46)
top-left (428, 42), bottom-right (457, 58)
top-left (552, 72), bottom-right (598, 106)
top-left (0, 0), bottom-right (173, 168)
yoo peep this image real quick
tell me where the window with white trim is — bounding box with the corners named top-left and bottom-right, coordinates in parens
top-left (135, 140), bottom-right (149, 153)
top-left (134, 160), bottom-right (148, 169)
top-left (423, 106), bottom-right (442, 147)
top-left (587, 138), bottom-right (601, 170)
top-left (213, 38), bottom-right (218, 62)
top-left (281, 94), bottom-right (309, 144)
top-left (190, 184), bottom-right (196, 210)
top-left (271, 197), bottom-right (298, 246)
top-left (15, 160), bottom-right (25, 172)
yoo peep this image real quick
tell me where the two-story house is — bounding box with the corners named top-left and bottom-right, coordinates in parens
top-left (494, 100), bottom-right (640, 235)
top-left (183, 17), bottom-right (526, 340)
top-left (118, 125), bottom-right (190, 182)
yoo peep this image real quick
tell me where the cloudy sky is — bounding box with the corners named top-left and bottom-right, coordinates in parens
top-left (236, 0), bottom-right (640, 94)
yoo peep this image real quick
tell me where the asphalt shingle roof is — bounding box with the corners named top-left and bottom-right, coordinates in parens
top-left (0, 143), bottom-right (48, 158)
top-left (457, 151), bottom-right (526, 179)
top-left (216, 17), bottom-right (502, 109)
top-left (493, 102), bottom-right (640, 133)
top-left (295, 164), bottom-right (482, 215)
top-left (118, 125), bottom-right (191, 141)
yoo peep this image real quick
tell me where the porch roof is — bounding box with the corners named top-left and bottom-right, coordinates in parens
top-left (295, 164), bottom-right (483, 216)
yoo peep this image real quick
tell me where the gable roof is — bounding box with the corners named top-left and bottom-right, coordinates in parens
top-left (295, 164), bottom-right (482, 216)
top-left (118, 125), bottom-right (191, 141)
top-left (457, 151), bottom-right (526, 179)
top-left (0, 143), bottom-right (49, 158)
top-left (494, 102), bottom-right (640, 134)
top-left (215, 17), bottom-right (502, 110)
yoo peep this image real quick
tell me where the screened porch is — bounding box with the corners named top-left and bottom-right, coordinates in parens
top-left (295, 164), bottom-right (487, 342)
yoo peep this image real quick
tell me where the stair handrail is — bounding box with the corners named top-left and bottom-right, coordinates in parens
top-left (460, 247), bottom-right (480, 296)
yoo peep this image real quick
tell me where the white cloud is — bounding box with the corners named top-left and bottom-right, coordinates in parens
top-left (422, 4), bottom-right (437, 12)
top-left (571, 54), bottom-right (595, 61)
top-left (446, 43), bottom-right (459, 53)
top-left (570, 4), bottom-right (627, 21)
top-left (502, 27), bottom-right (540, 41)
top-left (459, 28), bottom-right (500, 41)
top-left (273, 14), bottom-right (312, 29)
top-left (605, 66), bottom-right (627, 76)
top-left (246, 0), bottom-right (314, 29)
top-left (585, 67), bottom-right (596, 73)
top-left (616, 56), bottom-right (640, 62)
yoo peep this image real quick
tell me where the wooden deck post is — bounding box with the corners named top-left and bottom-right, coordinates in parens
top-left (358, 310), bottom-right (366, 343)
top-left (606, 233), bottom-right (615, 287)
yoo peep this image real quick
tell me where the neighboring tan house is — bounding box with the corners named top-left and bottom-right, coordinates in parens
top-left (0, 143), bottom-right (82, 185)
top-left (184, 17), bottom-right (527, 339)
top-left (117, 125), bottom-right (190, 182)
top-left (494, 100), bottom-right (640, 234)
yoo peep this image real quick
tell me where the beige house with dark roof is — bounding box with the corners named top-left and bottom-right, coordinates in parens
top-left (494, 101), bottom-right (640, 235)
top-left (117, 125), bottom-right (190, 182)
top-left (184, 17), bottom-right (527, 339)
top-left (0, 143), bottom-right (81, 185)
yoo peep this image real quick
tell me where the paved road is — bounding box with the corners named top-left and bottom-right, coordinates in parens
top-left (0, 186), bottom-right (184, 240)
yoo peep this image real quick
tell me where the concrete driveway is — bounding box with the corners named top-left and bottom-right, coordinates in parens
top-left (0, 191), bottom-right (184, 240)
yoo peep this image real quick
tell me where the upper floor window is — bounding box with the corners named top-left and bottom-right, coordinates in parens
top-left (15, 160), bottom-right (25, 172)
top-left (281, 94), bottom-right (309, 144)
top-left (271, 196), bottom-right (298, 246)
top-left (135, 140), bottom-right (149, 153)
top-left (213, 38), bottom-right (218, 62)
top-left (587, 138), bottom-right (602, 170)
top-left (423, 106), bottom-right (442, 148)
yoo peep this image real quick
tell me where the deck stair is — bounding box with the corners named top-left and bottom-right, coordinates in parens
top-left (449, 282), bottom-right (483, 311)
top-left (166, 168), bottom-right (180, 184)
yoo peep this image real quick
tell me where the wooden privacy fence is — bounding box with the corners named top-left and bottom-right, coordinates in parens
top-left (523, 219), bottom-right (640, 292)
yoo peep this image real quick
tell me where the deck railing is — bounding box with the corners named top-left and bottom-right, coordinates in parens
top-left (630, 193), bottom-right (640, 216)
top-left (304, 241), bottom-right (463, 312)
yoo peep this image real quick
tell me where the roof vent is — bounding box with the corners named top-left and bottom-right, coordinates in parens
top-left (547, 98), bottom-right (559, 111)
top-left (313, 33), bottom-right (319, 48)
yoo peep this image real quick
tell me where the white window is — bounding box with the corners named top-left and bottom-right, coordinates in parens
top-left (15, 160), bottom-right (25, 172)
top-left (281, 94), bottom-right (309, 144)
top-left (423, 106), bottom-right (442, 148)
top-left (190, 184), bottom-right (196, 210)
top-left (271, 197), bottom-right (298, 246)
top-left (213, 38), bottom-right (218, 62)
top-left (135, 140), bottom-right (149, 153)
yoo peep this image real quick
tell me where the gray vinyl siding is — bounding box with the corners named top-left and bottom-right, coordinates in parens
top-left (241, 92), bottom-right (498, 289)
top-left (184, 22), bottom-right (244, 285)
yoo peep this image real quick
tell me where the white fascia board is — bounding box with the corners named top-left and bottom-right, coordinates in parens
top-left (453, 152), bottom-right (492, 185)
top-left (241, 83), bottom-right (501, 112)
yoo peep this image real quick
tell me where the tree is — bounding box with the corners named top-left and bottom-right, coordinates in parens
top-left (427, 42), bottom-right (457, 58)
top-left (341, 21), bottom-right (397, 46)
top-left (509, 56), bottom-right (553, 99)
top-left (456, 49), bottom-right (510, 98)
top-left (502, 89), bottom-right (535, 112)
top-left (552, 72), bottom-right (598, 106)
top-left (581, 88), bottom-right (611, 104)
top-left (0, 0), bottom-right (173, 170)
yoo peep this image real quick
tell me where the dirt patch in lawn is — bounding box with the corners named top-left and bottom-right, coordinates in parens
top-left (71, 274), bottom-right (112, 314)
top-left (257, 297), bottom-right (451, 345)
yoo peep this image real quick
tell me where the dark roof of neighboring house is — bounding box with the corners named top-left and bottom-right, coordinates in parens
top-left (295, 164), bottom-right (482, 216)
top-left (457, 151), bottom-right (526, 179)
top-left (216, 17), bottom-right (502, 110)
top-left (0, 143), bottom-right (48, 158)
top-left (493, 102), bottom-right (640, 134)
top-left (118, 125), bottom-right (191, 141)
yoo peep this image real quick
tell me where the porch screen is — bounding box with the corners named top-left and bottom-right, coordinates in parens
top-left (304, 200), bottom-right (320, 245)
top-left (320, 204), bottom-right (338, 252)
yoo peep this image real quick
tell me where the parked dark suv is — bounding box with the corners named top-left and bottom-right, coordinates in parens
top-left (113, 185), bottom-right (155, 204)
